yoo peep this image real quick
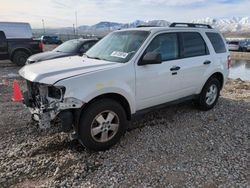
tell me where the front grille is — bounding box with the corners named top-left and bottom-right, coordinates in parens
top-left (26, 80), bottom-right (39, 97)
top-left (26, 80), bottom-right (41, 108)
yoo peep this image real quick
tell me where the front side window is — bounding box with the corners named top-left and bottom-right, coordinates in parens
top-left (85, 31), bottom-right (149, 63)
top-left (144, 33), bottom-right (179, 61)
top-left (181, 32), bottom-right (208, 58)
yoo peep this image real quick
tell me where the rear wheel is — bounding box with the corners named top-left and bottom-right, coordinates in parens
top-left (78, 99), bottom-right (127, 151)
top-left (242, 47), bottom-right (247, 52)
top-left (13, 51), bottom-right (29, 66)
top-left (195, 78), bottom-right (221, 111)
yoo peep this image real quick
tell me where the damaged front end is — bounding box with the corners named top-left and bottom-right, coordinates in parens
top-left (23, 80), bottom-right (83, 131)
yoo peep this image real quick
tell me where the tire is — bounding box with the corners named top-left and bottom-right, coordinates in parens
top-left (195, 78), bottom-right (221, 111)
top-left (242, 47), bottom-right (247, 52)
top-left (13, 51), bottom-right (29, 66)
top-left (78, 99), bottom-right (127, 151)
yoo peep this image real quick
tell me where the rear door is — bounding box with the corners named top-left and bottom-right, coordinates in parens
top-left (0, 31), bottom-right (8, 60)
top-left (175, 32), bottom-right (212, 96)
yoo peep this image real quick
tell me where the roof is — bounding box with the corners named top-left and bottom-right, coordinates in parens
top-left (0, 22), bottom-right (32, 39)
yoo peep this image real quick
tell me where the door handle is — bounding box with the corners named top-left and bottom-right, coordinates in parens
top-left (203, 60), bottom-right (211, 65)
top-left (170, 66), bottom-right (181, 71)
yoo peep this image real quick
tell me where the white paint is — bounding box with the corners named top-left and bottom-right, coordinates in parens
top-left (0, 22), bottom-right (32, 39)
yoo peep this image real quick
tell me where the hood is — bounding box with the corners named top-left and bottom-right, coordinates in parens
top-left (19, 56), bottom-right (120, 85)
top-left (27, 51), bottom-right (74, 63)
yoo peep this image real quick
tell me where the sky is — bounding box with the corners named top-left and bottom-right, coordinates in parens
top-left (0, 0), bottom-right (250, 28)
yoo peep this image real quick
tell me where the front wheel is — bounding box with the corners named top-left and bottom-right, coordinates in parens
top-left (13, 51), bottom-right (30, 66)
top-left (195, 78), bottom-right (221, 111)
top-left (78, 99), bottom-right (127, 151)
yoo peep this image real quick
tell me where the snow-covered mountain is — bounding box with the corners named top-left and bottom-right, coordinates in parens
top-left (82, 20), bottom-right (170, 32)
top-left (192, 17), bottom-right (250, 32)
top-left (33, 17), bottom-right (250, 35)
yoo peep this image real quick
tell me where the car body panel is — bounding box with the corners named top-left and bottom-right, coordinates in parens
top-left (19, 56), bottom-right (121, 85)
top-left (55, 62), bottom-right (136, 113)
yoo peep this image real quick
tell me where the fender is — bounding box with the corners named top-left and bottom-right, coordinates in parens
top-left (59, 83), bottom-right (136, 114)
top-left (10, 47), bottom-right (31, 59)
top-left (83, 86), bottom-right (136, 114)
top-left (197, 69), bottom-right (227, 94)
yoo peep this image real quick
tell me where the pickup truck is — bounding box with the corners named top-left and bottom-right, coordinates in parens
top-left (0, 22), bottom-right (43, 66)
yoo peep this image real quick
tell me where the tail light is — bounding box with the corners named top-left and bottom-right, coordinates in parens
top-left (227, 55), bottom-right (232, 69)
top-left (38, 41), bottom-right (43, 50)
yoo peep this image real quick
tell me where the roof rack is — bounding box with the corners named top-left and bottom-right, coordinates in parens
top-left (136, 25), bottom-right (159, 28)
top-left (169, 22), bottom-right (213, 29)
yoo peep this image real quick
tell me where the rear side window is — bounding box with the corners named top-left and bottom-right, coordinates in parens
top-left (181, 32), bottom-right (208, 58)
top-left (206, 32), bottom-right (227, 53)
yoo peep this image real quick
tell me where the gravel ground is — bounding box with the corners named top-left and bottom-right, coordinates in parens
top-left (0, 57), bottom-right (249, 187)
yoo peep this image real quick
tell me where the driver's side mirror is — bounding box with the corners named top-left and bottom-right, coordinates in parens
top-left (138, 52), bottom-right (162, 66)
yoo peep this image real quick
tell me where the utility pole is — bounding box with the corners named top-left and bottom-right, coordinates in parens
top-left (42, 19), bottom-right (45, 34)
top-left (75, 11), bottom-right (78, 36)
top-left (73, 24), bottom-right (76, 37)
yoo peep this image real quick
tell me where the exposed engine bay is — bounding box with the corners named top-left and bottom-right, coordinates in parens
top-left (23, 80), bottom-right (83, 130)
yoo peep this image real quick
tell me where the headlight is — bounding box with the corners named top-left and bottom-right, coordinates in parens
top-left (48, 86), bottom-right (65, 100)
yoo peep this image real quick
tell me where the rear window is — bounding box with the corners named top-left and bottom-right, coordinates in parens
top-left (206, 32), bottom-right (227, 53)
top-left (228, 41), bottom-right (239, 45)
top-left (181, 32), bottom-right (208, 58)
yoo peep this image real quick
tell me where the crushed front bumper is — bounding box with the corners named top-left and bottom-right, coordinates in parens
top-left (23, 81), bottom-right (83, 130)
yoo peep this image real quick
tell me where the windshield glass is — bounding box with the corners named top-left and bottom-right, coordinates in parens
top-left (53, 40), bottom-right (81, 53)
top-left (85, 30), bottom-right (150, 63)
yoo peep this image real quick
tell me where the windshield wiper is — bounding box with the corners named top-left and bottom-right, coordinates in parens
top-left (84, 54), bottom-right (101, 60)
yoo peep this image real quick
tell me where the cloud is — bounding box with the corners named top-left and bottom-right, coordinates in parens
top-left (0, 0), bottom-right (249, 28)
top-left (141, 0), bottom-right (205, 6)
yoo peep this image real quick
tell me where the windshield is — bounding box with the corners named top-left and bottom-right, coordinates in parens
top-left (53, 40), bottom-right (81, 53)
top-left (85, 30), bottom-right (150, 63)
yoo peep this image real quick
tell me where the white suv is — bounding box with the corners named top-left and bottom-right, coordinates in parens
top-left (19, 23), bottom-right (230, 151)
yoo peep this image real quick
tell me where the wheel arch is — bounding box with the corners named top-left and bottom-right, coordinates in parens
top-left (10, 48), bottom-right (31, 61)
top-left (207, 72), bottom-right (224, 90)
top-left (84, 93), bottom-right (132, 120)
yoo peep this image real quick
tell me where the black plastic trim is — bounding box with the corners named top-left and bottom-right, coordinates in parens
top-left (131, 95), bottom-right (197, 120)
top-left (170, 22), bottom-right (212, 29)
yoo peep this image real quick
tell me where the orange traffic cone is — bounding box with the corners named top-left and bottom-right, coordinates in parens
top-left (12, 80), bottom-right (23, 102)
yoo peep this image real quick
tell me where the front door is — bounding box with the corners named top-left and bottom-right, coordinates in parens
top-left (135, 32), bottom-right (184, 110)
